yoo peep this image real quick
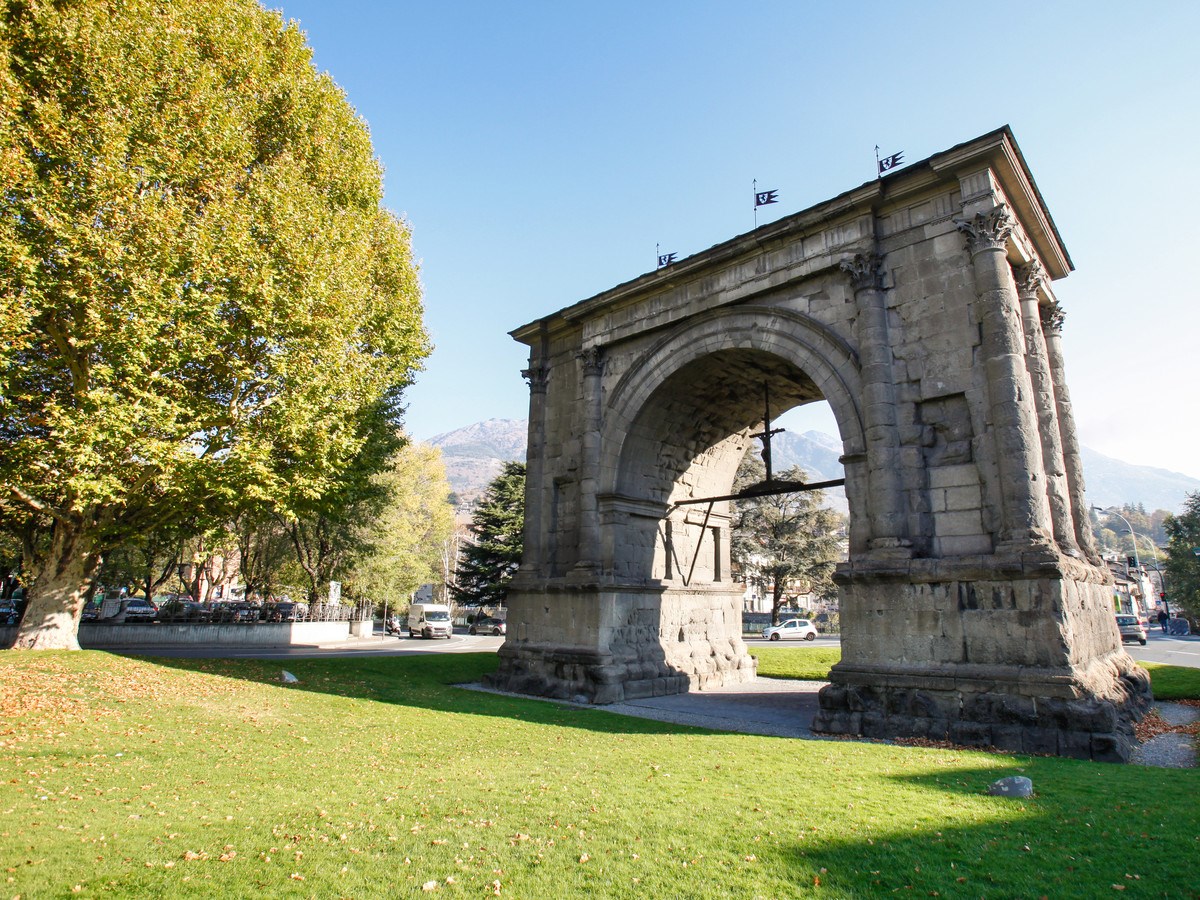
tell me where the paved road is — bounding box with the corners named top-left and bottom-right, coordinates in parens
top-left (1125, 630), bottom-right (1200, 667)
top-left (115, 628), bottom-right (1200, 668)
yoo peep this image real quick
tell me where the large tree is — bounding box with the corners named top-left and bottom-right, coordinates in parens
top-left (0, 0), bottom-right (428, 648)
top-left (451, 462), bottom-right (525, 608)
top-left (1164, 492), bottom-right (1200, 623)
top-left (730, 453), bottom-right (843, 625)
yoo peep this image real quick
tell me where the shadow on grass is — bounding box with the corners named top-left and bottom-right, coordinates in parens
top-left (125, 650), bottom-right (714, 738)
top-left (781, 762), bottom-right (1200, 898)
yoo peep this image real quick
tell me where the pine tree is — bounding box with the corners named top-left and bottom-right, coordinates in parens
top-left (451, 462), bottom-right (526, 607)
top-left (730, 453), bottom-right (844, 626)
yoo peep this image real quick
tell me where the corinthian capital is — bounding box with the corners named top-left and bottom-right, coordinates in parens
top-left (1013, 260), bottom-right (1047, 300)
top-left (521, 363), bottom-right (550, 393)
top-left (1039, 301), bottom-right (1066, 334)
top-left (955, 204), bottom-right (1015, 254)
top-left (839, 252), bottom-right (885, 292)
top-left (577, 346), bottom-right (605, 377)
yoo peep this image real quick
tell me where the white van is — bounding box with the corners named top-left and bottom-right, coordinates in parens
top-left (408, 602), bottom-right (453, 639)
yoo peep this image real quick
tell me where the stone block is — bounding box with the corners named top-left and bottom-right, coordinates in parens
top-left (949, 721), bottom-right (993, 748)
top-left (1090, 733), bottom-right (1132, 764)
top-left (935, 509), bottom-right (986, 537)
top-left (943, 485), bottom-right (982, 512)
top-left (928, 464), bottom-right (980, 489)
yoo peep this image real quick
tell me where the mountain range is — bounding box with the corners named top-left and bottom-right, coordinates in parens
top-left (428, 418), bottom-right (1199, 515)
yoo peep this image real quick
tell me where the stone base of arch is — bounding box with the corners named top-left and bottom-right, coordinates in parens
top-left (812, 557), bottom-right (1152, 762)
top-left (485, 580), bottom-right (757, 703)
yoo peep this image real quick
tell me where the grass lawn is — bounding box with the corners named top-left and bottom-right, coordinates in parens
top-left (751, 646), bottom-right (841, 681)
top-left (2, 651), bottom-right (1198, 898)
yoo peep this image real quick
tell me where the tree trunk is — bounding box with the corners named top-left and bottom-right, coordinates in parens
top-left (770, 576), bottom-right (786, 626)
top-left (10, 522), bottom-right (102, 650)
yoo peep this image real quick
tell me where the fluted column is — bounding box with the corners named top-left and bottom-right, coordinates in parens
top-left (575, 346), bottom-right (604, 573)
top-left (518, 362), bottom-right (550, 575)
top-left (955, 205), bottom-right (1054, 551)
top-left (1041, 302), bottom-right (1101, 561)
top-left (839, 252), bottom-right (910, 554)
top-left (1015, 262), bottom-right (1079, 557)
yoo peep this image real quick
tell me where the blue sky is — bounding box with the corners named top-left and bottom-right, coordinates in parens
top-left (274, 0), bottom-right (1199, 479)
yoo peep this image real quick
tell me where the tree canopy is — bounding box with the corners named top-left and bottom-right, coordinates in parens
top-left (1164, 492), bottom-right (1200, 622)
top-left (451, 462), bottom-right (525, 608)
top-left (730, 453), bottom-right (844, 625)
top-left (0, 0), bottom-right (429, 647)
top-left (348, 442), bottom-right (456, 611)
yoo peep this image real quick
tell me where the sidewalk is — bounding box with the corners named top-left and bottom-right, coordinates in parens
top-left (471, 677), bottom-right (1196, 767)
top-left (604, 677), bottom-right (823, 739)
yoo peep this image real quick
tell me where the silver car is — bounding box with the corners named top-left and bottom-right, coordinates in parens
top-left (1115, 614), bottom-right (1147, 646)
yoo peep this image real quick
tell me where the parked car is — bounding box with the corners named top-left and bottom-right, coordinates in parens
top-left (469, 615), bottom-right (506, 636)
top-left (762, 618), bottom-right (818, 641)
top-left (266, 601), bottom-right (309, 622)
top-left (156, 600), bottom-right (211, 622)
top-left (214, 602), bottom-right (261, 623)
top-left (80, 601), bottom-right (101, 623)
top-left (1115, 614), bottom-right (1147, 646)
top-left (120, 597), bottom-right (158, 622)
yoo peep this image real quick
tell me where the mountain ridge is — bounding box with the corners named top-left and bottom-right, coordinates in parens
top-left (427, 418), bottom-right (1198, 514)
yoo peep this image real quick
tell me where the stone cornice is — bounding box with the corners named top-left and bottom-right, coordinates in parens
top-left (512, 127), bottom-right (1073, 348)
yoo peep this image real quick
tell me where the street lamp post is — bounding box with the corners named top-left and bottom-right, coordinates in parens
top-left (1092, 506), bottom-right (1167, 615)
top-left (1093, 506), bottom-right (1140, 570)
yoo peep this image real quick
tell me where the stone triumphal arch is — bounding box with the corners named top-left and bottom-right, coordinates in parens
top-left (488, 127), bottom-right (1150, 761)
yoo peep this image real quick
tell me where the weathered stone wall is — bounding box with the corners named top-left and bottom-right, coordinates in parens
top-left (490, 127), bottom-right (1150, 760)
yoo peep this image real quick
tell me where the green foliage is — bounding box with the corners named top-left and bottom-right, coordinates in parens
top-left (2, 651), bottom-right (1199, 899)
top-left (1163, 492), bottom-right (1200, 620)
top-left (1090, 505), bottom-right (1170, 558)
top-left (731, 452), bottom-right (844, 624)
top-left (97, 521), bottom-right (188, 600)
top-left (230, 509), bottom-right (295, 602)
top-left (348, 441), bottom-right (456, 608)
top-left (0, 0), bottom-right (429, 644)
top-left (451, 461), bottom-right (525, 606)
